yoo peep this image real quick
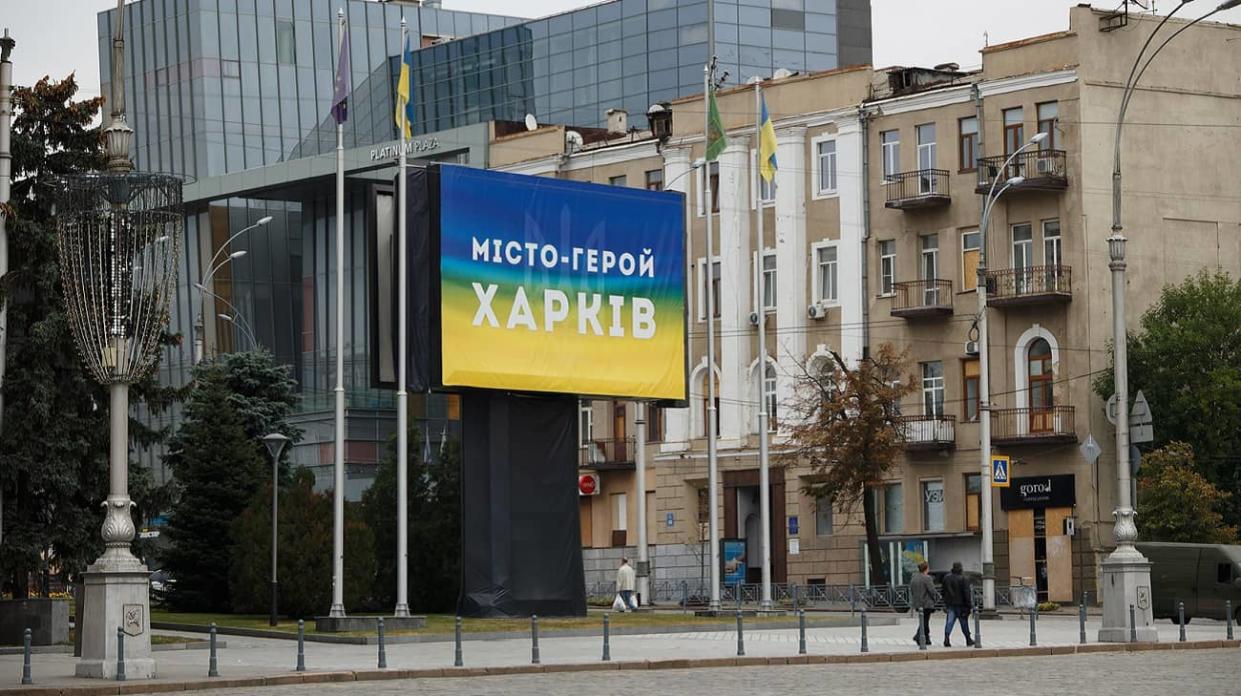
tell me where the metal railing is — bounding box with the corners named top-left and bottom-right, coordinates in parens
top-left (892, 279), bottom-right (953, 314)
top-left (884, 169), bottom-right (950, 206)
top-left (976, 149), bottom-right (1067, 190)
top-left (986, 265), bottom-right (1071, 301)
top-left (896, 414), bottom-right (956, 448)
top-left (579, 437), bottom-right (636, 467)
top-left (991, 406), bottom-right (1076, 442)
top-left (585, 580), bottom-right (1027, 611)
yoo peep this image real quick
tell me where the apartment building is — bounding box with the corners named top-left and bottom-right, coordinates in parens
top-left (490, 5), bottom-right (1241, 600)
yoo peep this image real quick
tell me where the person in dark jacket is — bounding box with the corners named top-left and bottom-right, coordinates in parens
top-left (909, 561), bottom-right (936, 646)
top-left (940, 561), bottom-right (974, 647)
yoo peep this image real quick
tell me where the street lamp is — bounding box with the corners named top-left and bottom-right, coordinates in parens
top-left (217, 313), bottom-right (257, 351)
top-left (261, 432), bottom-right (290, 627)
top-left (194, 215), bottom-right (270, 363)
top-left (195, 283), bottom-right (257, 357)
top-left (976, 132), bottom-right (1046, 613)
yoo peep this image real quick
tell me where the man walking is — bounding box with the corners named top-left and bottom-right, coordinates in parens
top-left (617, 557), bottom-right (637, 612)
top-left (940, 561), bottom-right (974, 647)
top-left (910, 561), bottom-right (936, 647)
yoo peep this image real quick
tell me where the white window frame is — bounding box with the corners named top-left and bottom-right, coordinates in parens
top-left (921, 361), bottom-right (945, 417)
top-left (579, 401), bottom-right (593, 446)
top-left (810, 133), bottom-right (838, 199)
top-left (1012, 223), bottom-right (1034, 269)
top-left (881, 129), bottom-right (900, 181)
top-left (750, 148), bottom-right (777, 208)
top-left (878, 239), bottom-right (896, 296)
top-left (961, 228), bottom-right (981, 288)
top-left (696, 160), bottom-right (720, 217)
top-left (811, 240), bottom-right (840, 306)
top-left (752, 249), bottom-right (777, 312)
top-left (921, 479), bottom-right (945, 533)
top-left (1042, 218), bottom-right (1061, 267)
top-left (696, 257), bottom-right (722, 322)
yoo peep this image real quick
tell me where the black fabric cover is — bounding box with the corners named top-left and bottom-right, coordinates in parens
top-left (402, 166), bottom-right (435, 393)
top-left (458, 390), bottom-right (587, 617)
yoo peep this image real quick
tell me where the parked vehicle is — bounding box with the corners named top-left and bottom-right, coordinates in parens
top-left (1136, 542), bottom-right (1241, 624)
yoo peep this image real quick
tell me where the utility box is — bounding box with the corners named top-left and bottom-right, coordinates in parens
top-left (0, 599), bottom-right (70, 646)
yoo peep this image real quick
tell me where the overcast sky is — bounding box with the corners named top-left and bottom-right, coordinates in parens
top-left (5, 1), bottom-right (1240, 97)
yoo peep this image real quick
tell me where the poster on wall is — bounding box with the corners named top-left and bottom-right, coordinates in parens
top-left (436, 165), bottom-right (687, 400)
top-left (722, 538), bottom-right (747, 587)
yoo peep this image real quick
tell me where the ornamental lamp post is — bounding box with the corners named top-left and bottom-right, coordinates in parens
top-left (262, 433), bottom-right (290, 627)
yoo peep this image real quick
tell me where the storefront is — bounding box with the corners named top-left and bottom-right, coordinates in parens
top-left (1001, 474), bottom-right (1076, 603)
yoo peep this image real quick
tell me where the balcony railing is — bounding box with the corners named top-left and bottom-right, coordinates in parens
top-left (991, 406), bottom-right (1076, 445)
top-left (579, 437), bottom-right (636, 468)
top-left (986, 265), bottom-right (1072, 306)
top-left (975, 149), bottom-right (1068, 194)
top-left (884, 169), bottom-right (951, 210)
top-left (891, 279), bottom-right (954, 318)
top-left (897, 415), bottom-right (956, 451)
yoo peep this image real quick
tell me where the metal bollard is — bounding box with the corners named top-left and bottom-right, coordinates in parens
top-left (531, 615), bottom-right (540, 665)
top-left (736, 609), bottom-right (745, 656)
top-left (116, 626), bottom-right (126, 681)
top-left (602, 613), bottom-right (611, 661)
top-left (792, 583), bottom-right (799, 612)
top-left (682, 581), bottom-right (689, 615)
top-left (798, 609), bottom-right (807, 655)
top-left (860, 608), bottom-right (869, 653)
top-left (1029, 602), bottom-right (1037, 647)
top-left (1178, 602), bottom-right (1187, 642)
top-left (296, 619), bottom-right (306, 672)
top-left (454, 616), bottom-right (464, 667)
top-left (1227, 601), bottom-right (1234, 641)
top-left (917, 611), bottom-right (926, 651)
top-left (208, 623), bottom-right (219, 677)
top-left (21, 625), bottom-right (33, 684)
top-left (378, 617), bottom-right (387, 668)
top-left (1129, 604), bottom-right (1137, 643)
top-left (1079, 595), bottom-right (1087, 645)
top-left (973, 597), bottom-right (982, 649)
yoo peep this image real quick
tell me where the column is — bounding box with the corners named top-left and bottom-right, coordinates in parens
top-left (718, 142), bottom-right (751, 444)
top-left (662, 147), bottom-right (692, 450)
top-left (835, 115), bottom-right (865, 364)
top-left (774, 127), bottom-right (807, 413)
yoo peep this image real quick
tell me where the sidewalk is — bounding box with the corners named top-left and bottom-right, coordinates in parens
top-left (2, 615), bottom-right (1235, 694)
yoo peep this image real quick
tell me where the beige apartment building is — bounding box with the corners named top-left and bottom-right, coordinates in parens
top-left (489, 5), bottom-right (1241, 602)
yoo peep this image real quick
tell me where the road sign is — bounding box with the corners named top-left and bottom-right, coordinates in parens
top-left (991, 455), bottom-right (1011, 488)
top-left (1130, 423), bottom-right (1154, 444)
top-left (1106, 394), bottom-right (1121, 425)
top-left (1079, 434), bottom-right (1102, 465)
top-left (665, 512), bottom-right (675, 528)
top-left (1106, 391), bottom-right (1154, 442)
top-left (1131, 390), bottom-right (1152, 424)
top-left (788, 516), bottom-right (799, 535)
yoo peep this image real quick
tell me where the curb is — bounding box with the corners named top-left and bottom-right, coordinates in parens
top-left (5, 639), bottom-right (1237, 695)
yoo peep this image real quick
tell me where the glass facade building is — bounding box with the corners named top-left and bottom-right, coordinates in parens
top-left (99, 0), bottom-right (871, 493)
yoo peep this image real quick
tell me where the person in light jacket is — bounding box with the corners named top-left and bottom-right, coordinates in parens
top-left (910, 561), bottom-right (936, 646)
top-left (617, 558), bottom-right (637, 611)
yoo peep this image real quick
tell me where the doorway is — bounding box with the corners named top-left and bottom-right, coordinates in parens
top-left (723, 469), bottom-right (787, 584)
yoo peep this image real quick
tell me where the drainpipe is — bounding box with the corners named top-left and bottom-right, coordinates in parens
top-left (858, 106), bottom-right (871, 357)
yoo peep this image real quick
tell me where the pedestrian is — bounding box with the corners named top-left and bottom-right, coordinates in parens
top-left (616, 557), bottom-right (637, 612)
top-left (910, 561), bottom-right (936, 647)
top-left (940, 561), bottom-right (974, 647)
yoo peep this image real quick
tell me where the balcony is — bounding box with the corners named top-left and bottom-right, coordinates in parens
top-left (986, 265), bottom-right (1072, 307)
top-left (891, 279), bottom-right (954, 319)
top-left (975, 149), bottom-right (1068, 194)
top-left (579, 437), bottom-right (636, 469)
top-left (897, 415), bottom-right (956, 451)
top-left (884, 169), bottom-right (951, 210)
top-left (991, 406), bottom-right (1076, 445)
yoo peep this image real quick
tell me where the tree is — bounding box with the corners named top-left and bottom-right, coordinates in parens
top-left (362, 428), bottom-right (462, 613)
top-left (1094, 271), bottom-right (1241, 526)
top-left (788, 344), bottom-right (915, 587)
top-left (0, 74), bottom-right (176, 597)
top-left (1136, 442), bottom-right (1238, 544)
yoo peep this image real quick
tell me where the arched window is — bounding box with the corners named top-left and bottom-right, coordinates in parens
top-left (1027, 337), bottom-right (1053, 432)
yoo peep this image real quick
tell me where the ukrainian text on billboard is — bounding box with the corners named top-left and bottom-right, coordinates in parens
top-left (438, 165), bottom-right (687, 400)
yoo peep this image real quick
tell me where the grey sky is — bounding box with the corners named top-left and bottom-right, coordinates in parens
top-left (4, 1), bottom-right (1239, 99)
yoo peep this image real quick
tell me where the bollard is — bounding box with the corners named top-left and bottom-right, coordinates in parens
top-left (454, 616), bottom-right (464, 667)
top-left (917, 611), bottom-right (926, 651)
top-left (1029, 602), bottom-right (1037, 647)
top-left (602, 613), bottom-right (611, 661)
top-left (736, 609), bottom-right (745, 656)
top-left (21, 625), bottom-right (33, 684)
top-left (531, 615), bottom-right (540, 665)
top-left (1177, 601), bottom-right (1186, 643)
top-left (116, 627), bottom-right (126, 681)
top-left (378, 617), bottom-right (387, 669)
top-left (208, 623), bottom-right (219, 678)
top-left (798, 609), bottom-right (807, 655)
top-left (1227, 600), bottom-right (1234, 641)
top-left (682, 582), bottom-right (689, 615)
top-left (736, 582), bottom-right (743, 611)
top-left (973, 596), bottom-right (982, 649)
top-left (1078, 595), bottom-right (1087, 645)
top-left (1129, 604), bottom-right (1137, 644)
top-left (860, 608), bottom-right (869, 653)
top-left (296, 619), bottom-right (306, 672)
top-left (791, 583), bottom-right (799, 612)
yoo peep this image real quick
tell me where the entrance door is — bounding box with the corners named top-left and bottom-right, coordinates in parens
top-left (1028, 338), bottom-right (1054, 432)
top-left (1045, 507), bottom-right (1073, 602)
top-left (724, 469), bottom-right (787, 584)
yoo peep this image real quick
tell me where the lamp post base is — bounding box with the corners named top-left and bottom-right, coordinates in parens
top-left (75, 552), bottom-right (155, 679)
top-left (1097, 548), bottom-right (1157, 643)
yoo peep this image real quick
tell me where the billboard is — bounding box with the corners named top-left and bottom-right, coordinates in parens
top-left (436, 165), bottom-right (687, 400)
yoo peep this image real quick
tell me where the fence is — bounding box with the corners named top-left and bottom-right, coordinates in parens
top-left (586, 580), bottom-right (1023, 611)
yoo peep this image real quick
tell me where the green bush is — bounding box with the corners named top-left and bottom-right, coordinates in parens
top-left (1037, 601), bottom-right (1060, 613)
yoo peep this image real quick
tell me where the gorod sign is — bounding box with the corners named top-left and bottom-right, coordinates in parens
top-left (1000, 474), bottom-right (1076, 510)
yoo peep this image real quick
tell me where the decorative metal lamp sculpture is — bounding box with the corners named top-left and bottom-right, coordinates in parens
top-left (56, 0), bottom-right (182, 679)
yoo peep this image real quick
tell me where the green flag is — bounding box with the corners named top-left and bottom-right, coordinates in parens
top-left (706, 86), bottom-right (727, 161)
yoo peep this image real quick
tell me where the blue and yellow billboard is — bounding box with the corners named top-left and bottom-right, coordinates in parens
top-left (437, 165), bottom-right (686, 400)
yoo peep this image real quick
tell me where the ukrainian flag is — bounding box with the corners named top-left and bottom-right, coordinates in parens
top-left (395, 36), bottom-right (414, 139)
top-left (759, 93), bottom-right (778, 182)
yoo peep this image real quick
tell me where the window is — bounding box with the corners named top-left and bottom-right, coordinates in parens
top-left (276, 21), bottom-right (296, 64)
top-left (815, 496), bottom-right (833, 536)
top-left (1013, 223), bottom-right (1034, 294)
top-left (958, 116), bottom-right (979, 171)
top-left (1219, 563), bottom-right (1234, 584)
top-left (922, 480), bottom-right (945, 532)
top-left (921, 361), bottom-right (944, 417)
top-left (757, 361), bottom-right (778, 431)
top-left (647, 405), bottom-right (664, 442)
top-left (698, 161), bottom-right (720, 214)
top-left (645, 169), bottom-right (664, 191)
top-left (1043, 219), bottom-right (1061, 267)
top-left (771, 8), bottom-right (805, 30)
top-left (760, 252), bottom-right (777, 310)
top-left (579, 401), bottom-right (593, 445)
top-left (963, 358), bottom-right (980, 422)
top-left (879, 240), bottom-right (896, 295)
top-left (1037, 102), bottom-right (1058, 150)
top-left (920, 233), bottom-right (939, 281)
top-left (1028, 338), bottom-right (1054, 433)
top-left (754, 148), bottom-right (777, 204)
top-left (961, 229), bottom-right (981, 291)
top-left (916, 123), bottom-right (936, 193)
top-left (611, 492), bottom-right (628, 546)
top-left (697, 259), bottom-right (722, 320)
top-left (881, 129), bottom-right (900, 180)
top-left (609, 174), bottom-right (628, 187)
top-left (965, 474), bottom-right (982, 532)
top-left (816, 138), bottom-right (837, 194)
top-left (883, 483), bottom-right (904, 534)
top-left (1003, 107), bottom-right (1024, 155)
top-left (815, 244), bottom-right (838, 303)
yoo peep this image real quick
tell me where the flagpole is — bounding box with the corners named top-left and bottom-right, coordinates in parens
top-left (703, 61), bottom-right (721, 614)
top-left (753, 78), bottom-right (772, 611)
top-left (394, 15), bottom-right (411, 620)
top-left (329, 6), bottom-right (347, 619)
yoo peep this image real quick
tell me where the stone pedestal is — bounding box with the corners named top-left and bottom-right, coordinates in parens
top-left (1097, 546), bottom-right (1157, 643)
top-left (75, 550), bottom-right (155, 679)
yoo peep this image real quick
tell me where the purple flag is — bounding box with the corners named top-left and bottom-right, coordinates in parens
top-left (331, 21), bottom-right (351, 124)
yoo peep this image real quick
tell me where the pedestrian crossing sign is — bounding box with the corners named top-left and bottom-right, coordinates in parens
top-left (991, 455), bottom-right (1011, 488)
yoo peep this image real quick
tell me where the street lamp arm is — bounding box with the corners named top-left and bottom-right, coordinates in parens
top-left (204, 217), bottom-right (271, 283)
top-left (984, 138), bottom-right (1041, 205)
top-left (196, 283), bottom-right (258, 351)
top-left (218, 313), bottom-right (258, 351)
top-left (1120, 7), bottom-right (1225, 133)
top-left (1113, 1), bottom-right (1192, 176)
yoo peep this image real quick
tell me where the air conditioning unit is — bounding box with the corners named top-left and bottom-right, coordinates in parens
top-left (1035, 154), bottom-right (1056, 175)
top-left (965, 340), bottom-right (980, 356)
top-left (807, 303), bottom-right (827, 320)
top-left (748, 311), bottom-right (760, 327)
